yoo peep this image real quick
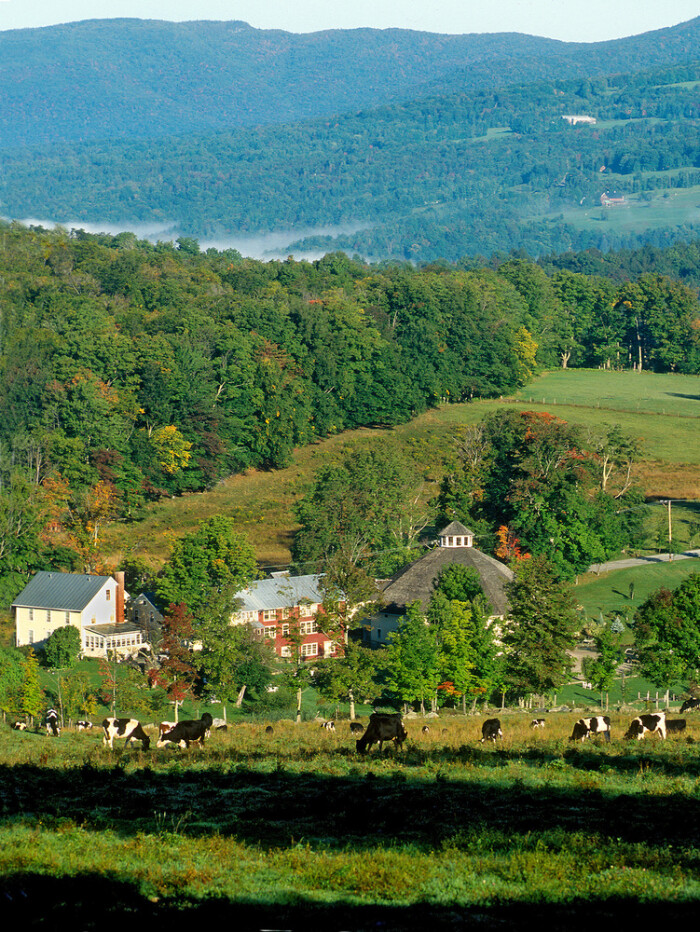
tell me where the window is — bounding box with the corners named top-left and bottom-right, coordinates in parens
top-left (106, 589), bottom-right (111, 601)
top-left (301, 642), bottom-right (318, 657)
top-left (299, 620), bottom-right (316, 636)
top-left (264, 625), bottom-right (277, 640)
top-left (46, 610), bottom-right (52, 623)
top-left (281, 624), bottom-right (290, 636)
top-left (299, 602), bottom-right (314, 617)
top-left (263, 609), bottom-right (277, 622)
top-left (28, 630), bottom-right (34, 644)
top-left (280, 645), bottom-right (292, 658)
top-left (65, 612), bottom-right (70, 624)
top-left (28, 608), bottom-right (34, 622)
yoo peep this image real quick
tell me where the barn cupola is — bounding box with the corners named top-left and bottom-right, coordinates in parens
top-left (438, 521), bottom-right (474, 548)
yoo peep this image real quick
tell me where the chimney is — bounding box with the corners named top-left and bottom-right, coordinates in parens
top-left (114, 571), bottom-right (125, 624)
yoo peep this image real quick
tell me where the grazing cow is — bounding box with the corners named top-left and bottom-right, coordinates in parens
top-left (45, 709), bottom-right (60, 737)
top-left (421, 725), bottom-right (430, 734)
top-left (481, 718), bottom-right (503, 742)
top-left (158, 721), bottom-right (177, 741)
top-left (666, 719), bottom-right (687, 735)
top-left (157, 713), bottom-right (213, 749)
top-left (321, 721), bottom-right (336, 731)
top-left (76, 720), bottom-right (92, 731)
top-left (356, 712), bottom-right (407, 754)
top-left (265, 725), bottom-right (274, 734)
top-left (569, 716), bottom-right (611, 742)
top-left (102, 717), bottom-right (151, 750)
top-left (531, 718), bottom-right (546, 729)
top-left (349, 722), bottom-right (364, 734)
top-left (625, 712), bottom-right (666, 740)
top-left (12, 722), bottom-right (27, 731)
top-left (680, 698), bottom-right (700, 713)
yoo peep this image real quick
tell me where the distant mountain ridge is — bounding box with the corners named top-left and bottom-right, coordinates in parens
top-left (2, 16), bottom-right (700, 149)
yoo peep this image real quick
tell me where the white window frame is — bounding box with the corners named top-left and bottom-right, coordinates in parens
top-left (301, 642), bottom-right (318, 657)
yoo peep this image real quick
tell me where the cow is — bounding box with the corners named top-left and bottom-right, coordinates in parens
top-left (356, 712), bottom-right (407, 754)
top-left (11, 722), bottom-right (27, 731)
top-left (76, 720), bottom-right (92, 731)
top-left (481, 718), bottom-right (503, 742)
top-left (265, 725), bottom-right (274, 734)
top-left (421, 725), bottom-right (430, 734)
top-left (158, 721), bottom-right (177, 742)
top-left (569, 716), bottom-right (611, 742)
top-left (531, 718), bottom-right (546, 729)
top-left (45, 709), bottom-right (60, 737)
top-left (321, 721), bottom-right (336, 731)
top-left (625, 712), bottom-right (666, 740)
top-left (680, 698), bottom-right (700, 713)
top-left (666, 719), bottom-right (687, 735)
top-left (349, 722), bottom-right (364, 734)
top-left (157, 712), bottom-right (213, 749)
top-left (102, 717), bottom-right (151, 750)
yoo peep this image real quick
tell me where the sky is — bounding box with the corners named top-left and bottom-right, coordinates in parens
top-left (0, 0), bottom-right (699, 43)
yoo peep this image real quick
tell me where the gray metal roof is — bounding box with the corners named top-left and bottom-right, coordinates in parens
top-left (12, 571), bottom-right (112, 611)
top-left (380, 546), bottom-right (514, 616)
top-left (235, 574), bottom-right (325, 612)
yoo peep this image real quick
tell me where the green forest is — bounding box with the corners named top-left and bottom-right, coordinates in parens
top-left (0, 222), bottom-right (698, 605)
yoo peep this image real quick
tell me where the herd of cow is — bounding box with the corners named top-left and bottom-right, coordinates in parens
top-left (10, 702), bottom-right (700, 752)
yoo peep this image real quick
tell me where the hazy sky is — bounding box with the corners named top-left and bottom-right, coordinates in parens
top-left (0, 0), bottom-right (699, 43)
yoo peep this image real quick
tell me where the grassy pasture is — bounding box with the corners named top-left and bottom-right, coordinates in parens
top-left (102, 369), bottom-right (700, 570)
top-left (561, 183), bottom-right (700, 234)
top-left (2, 714), bottom-right (700, 928)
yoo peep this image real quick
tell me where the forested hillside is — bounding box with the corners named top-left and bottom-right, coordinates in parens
top-left (1, 17), bottom-right (699, 150)
top-left (1, 223), bottom-right (698, 602)
top-left (4, 59), bottom-right (700, 260)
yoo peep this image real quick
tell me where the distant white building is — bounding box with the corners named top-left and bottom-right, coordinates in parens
top-left (562, 114), bottom-right (597, 125)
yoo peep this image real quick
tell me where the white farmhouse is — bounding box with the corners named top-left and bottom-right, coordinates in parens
top-left (12, 570), bottom-right (147, 658)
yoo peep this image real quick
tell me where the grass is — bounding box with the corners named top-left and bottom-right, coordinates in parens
top-left (101, 369), bottom-right (700, 570)
top-left (2, 714), bottom-right (700, 927)
top-left (560, 183), bottom-right (700, 234)
top-left (575, 559), bottom-right (700, 620)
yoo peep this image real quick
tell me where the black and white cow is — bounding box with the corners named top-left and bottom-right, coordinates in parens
top-left (102, 717), bottom-right (151, 750)
top-left (321, 721), bottom-right (336, 731)
top-left (481, 718), bottom-right (503, 742)
top-left (45, 709), bottom-right (60, 737)
top-left (531, 718), bottom-right (546, 729)
top-left (679, 698), bottom-right (700, 713)
top-left (356, 712), bottom-right (407, 754)
top-left (569, 716), bottom-right (611, 742)
top-left (624, 712), bottom-right (666, 740)
top-left (11, 721), bottom-right (27, 731)
top-left (76, 720), bottom-right (93, 731)
top-left (156, 713), bottom-right (213, 749)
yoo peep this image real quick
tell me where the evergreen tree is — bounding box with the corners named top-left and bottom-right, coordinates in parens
top-left (502, 555), bottom-right (579, 699)
top-left (20, 647), bottom-right (44, 722)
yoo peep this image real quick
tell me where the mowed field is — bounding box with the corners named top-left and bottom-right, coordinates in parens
top-left (2, 713), bottom-right (700, 929)
top-left (102, 368), bottom-right (700, 570)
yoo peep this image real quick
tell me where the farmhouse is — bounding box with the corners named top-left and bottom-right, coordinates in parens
top-left (365, 521), bottom-right (513, 646)
top-left (231, 572), bottom-right (339, 660)
top-left (562, 114), bottom-right (597, 125)
top-left (13, 570), bottom-right (148, 658)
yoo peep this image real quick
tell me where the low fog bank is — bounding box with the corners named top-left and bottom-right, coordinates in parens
top-left (7, 216), bottom-right (368, 261)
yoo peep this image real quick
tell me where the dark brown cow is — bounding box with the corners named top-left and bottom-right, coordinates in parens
top-left (481, 718), bottom-right (503, 742)
top-left (349, 722), bottom-right (364, 734)
top-left (157, 713), bottom-right (213, 749)
top-left (356, 712), bottom-right (407, 754)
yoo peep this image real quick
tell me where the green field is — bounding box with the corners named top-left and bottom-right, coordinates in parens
top-left (561, 184), bottom-right (700, 234)
top-left (2, 717), bottom-right (700, 928)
